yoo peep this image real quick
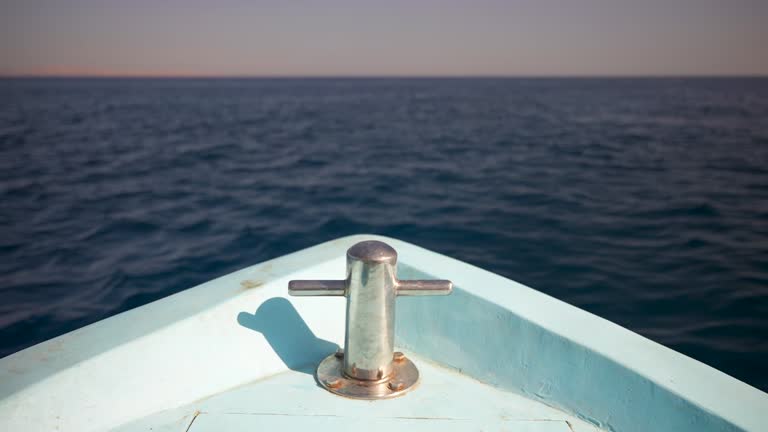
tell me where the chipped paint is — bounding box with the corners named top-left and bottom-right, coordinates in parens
top-left (239, 280), bottom-right (264, 291)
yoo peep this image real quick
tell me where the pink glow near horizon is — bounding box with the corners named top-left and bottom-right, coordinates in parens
top-left (1, 0), bottom-right (767, 77)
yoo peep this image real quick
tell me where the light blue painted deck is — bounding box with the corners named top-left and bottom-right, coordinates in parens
top-left (112, 355), bottom-right (588, 432)
top-left (0, 235), bottom-right (766, 431)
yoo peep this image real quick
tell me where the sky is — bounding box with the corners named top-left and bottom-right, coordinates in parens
top-left (1, 0), bottom-right (767, 77)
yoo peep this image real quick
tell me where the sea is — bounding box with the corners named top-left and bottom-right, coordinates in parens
top-left (1, 77), bottom-right (766, 391)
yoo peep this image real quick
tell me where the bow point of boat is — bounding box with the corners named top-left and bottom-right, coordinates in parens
top-left (1, 235), bottom-right (765, 431)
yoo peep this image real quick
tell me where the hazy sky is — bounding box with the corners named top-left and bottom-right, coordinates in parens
top-left (1, 0), bottom-right (766, 76)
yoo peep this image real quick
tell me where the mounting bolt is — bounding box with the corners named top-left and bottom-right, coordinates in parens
top-left (335, 348), bottom-right (344, 359)
top-left (325, 378), bottom-right (342, 389)
top-left (388, 381), bottom-right (405, 391)
top-left (393, 351), bottom-right (405, 362)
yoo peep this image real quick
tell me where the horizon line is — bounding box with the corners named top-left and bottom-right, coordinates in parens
top-left (1, 73), bottom-right (768, 80)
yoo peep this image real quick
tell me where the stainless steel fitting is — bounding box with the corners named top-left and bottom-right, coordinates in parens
top-left (289, 240), bottom-right (452, 399)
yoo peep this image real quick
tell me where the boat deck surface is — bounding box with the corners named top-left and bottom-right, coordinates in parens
top-left (115, 354), bottom-right (599, 432)
top-left (1, 235), bottom-right (765, 431)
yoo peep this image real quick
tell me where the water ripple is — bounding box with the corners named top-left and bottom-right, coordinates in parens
top-left (1, 78), bottom-right (767, 391)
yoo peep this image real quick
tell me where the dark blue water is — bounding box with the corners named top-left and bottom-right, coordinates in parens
top-left (1, 78), bottom-right (767, 391)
